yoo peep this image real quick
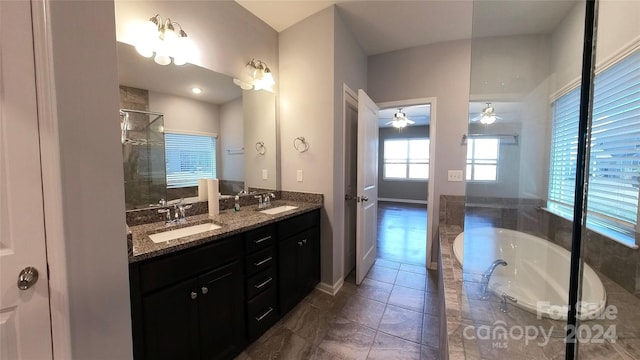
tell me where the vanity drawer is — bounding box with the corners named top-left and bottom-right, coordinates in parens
top-left (277, 210), bottom-right (319, 240)
top-left (244, 225), bottom-right (275, 254)
top-left (247, 287), bottom-right (278, 341)
top-left (246, 248), bottom-right (275, 276)
top-left (139, 236), bottom-right (240, 294)
top-left (246, 267), bottom-right (276, 299)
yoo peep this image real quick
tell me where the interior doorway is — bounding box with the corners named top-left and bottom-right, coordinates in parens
top-left (343, 92), bottom-right (438, 282)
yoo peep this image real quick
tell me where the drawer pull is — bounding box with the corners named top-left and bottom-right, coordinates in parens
top-left (297, 239), bottom-right (308, 246)
top-left (254, 277), bottom-right (273, 289)
top-left (255, 307), bottom-right (274, 322)
top-left (201, 287), bottom-right (209, 295)
top-left (254, 236), bottom-right (272, 244)
top-left (190, 292), bottom-right (198, 300)
top-left (253, 256), bottom-right (273, 267)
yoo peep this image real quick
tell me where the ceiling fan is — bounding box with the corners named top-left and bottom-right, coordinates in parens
top-left (471, 102), bottom-right (502, 125)
top-left (385, 108), bottom-right (415, 128)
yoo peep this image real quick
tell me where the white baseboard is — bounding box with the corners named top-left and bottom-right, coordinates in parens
top-left (379, 198), bottom-right (428, 205)
top-left (316, 278), bottom-right (344, 296)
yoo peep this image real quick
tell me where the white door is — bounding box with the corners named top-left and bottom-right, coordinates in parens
top-left (0, 1), bottom-right (53, 359)
top-left (355, 89), bottom-right (379, 285)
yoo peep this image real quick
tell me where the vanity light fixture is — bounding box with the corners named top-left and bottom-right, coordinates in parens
top-left (135, 14), bottom-right (192, 66)
top-left (233, 59), bottom-right (275, 92)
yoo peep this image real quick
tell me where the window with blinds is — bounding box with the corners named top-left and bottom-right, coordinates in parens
top-left (548, 48), bottom-right (640, 245)
top-left (165, 132), bottom-right (217, 188)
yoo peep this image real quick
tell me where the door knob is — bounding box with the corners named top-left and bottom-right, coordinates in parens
top-left (17, 266), bottom-right (39, 290)
top-left (360, 196), bottom-right (369, 202)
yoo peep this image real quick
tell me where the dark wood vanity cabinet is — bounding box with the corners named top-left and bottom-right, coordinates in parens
top-left (243, 224), bottom-right (279, 342)
top-left (129, 208), bottom-right (321, 360)
top-left (129, 236), bottom-right (245, 360)
top-left (278, 210), bottom-right (321, 315)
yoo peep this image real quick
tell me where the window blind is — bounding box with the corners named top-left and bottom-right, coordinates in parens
top-left (548, 49), bottom-right (640, 242)
top-left (165, 132), bottom-right (217, 188)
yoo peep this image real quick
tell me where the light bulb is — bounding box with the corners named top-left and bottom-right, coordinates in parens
top-left (154, 51), bottom-right (171, 65)
top-left (135, 43), bottom-right (154, 58)
top-left (480, 115), bottom-right (496, 125)
top-left (263, 70), bottom-right (274, 86)
top-left (163, 28), bottom-right (179, 56)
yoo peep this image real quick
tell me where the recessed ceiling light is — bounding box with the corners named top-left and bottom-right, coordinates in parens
top-left (191, 87), bottom-right (202, 94)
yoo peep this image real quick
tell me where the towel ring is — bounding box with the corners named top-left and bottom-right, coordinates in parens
top-left (293, 137), bottom-right (309, 153)
top-left (255, 141), bottom-right (266, 155)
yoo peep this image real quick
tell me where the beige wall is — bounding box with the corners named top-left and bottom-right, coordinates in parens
top-left (48, 0), bottom-right (133, 357)
top-left (368, 39), bottom-right (472, 264)
top-left (551, 0), bottom-right (640, 95)
top-left (149, 91), bottom-right (220, 134)
top-left (243, 90), bottom-right (278, 190)
top-left (220, 97), bottom-right (244, 182)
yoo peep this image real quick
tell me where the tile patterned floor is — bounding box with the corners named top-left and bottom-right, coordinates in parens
top-left (236, 258), bottom-right (440, 360)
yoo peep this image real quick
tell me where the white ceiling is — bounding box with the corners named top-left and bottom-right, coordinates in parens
top-left (235, 0), bottom-right (577, 56)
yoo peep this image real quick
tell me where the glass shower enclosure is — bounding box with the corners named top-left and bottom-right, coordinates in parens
top-left (462, 0), bottom-right (639, 359)
top-left (120, 109), bottom-right (166, 210)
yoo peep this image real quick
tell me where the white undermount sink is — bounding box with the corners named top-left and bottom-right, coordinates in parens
top-left (149, 223), bottom-right (222, 243)
top-left (259, 205), bottom-right (299, 215)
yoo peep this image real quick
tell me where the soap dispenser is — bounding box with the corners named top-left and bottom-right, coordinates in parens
top-left (234, 195), bottom-right (241, 211)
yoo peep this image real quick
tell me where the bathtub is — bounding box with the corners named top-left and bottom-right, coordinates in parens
top-left (453, 228), bottom-right (607, 321)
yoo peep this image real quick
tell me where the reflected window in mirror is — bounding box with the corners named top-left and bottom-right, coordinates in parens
top-left (466, 138), bottom-right (499, 182)
top-left (165, 131), bottom-right (217, 188)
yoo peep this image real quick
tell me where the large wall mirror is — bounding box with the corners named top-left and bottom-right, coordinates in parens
top-left (117, 41), bottom-right (277, 210)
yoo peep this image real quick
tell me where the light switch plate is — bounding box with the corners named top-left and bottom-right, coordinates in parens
top-left (448, 170), bottom-right (463, 182)
top-left (297, 170), bottom-right (303, 182)
top-left (262, 169), bottom-right (268, 180)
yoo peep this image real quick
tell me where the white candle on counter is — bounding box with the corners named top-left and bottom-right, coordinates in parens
top-left (207, 179), bottom-right (219, 216)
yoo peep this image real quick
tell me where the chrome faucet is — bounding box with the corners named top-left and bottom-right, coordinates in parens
top-left (264, 193), bottom-right (275, 208)
top-left (480, 259), bottom-right (507, 300)
top-left (255, 195), bottom-right (264, 209)
top-left (158, 207), bottom-right (174, 226)
top-left (256, 193), bottom-right (276, 209)
top-left (500, 293), bottom-right (518, 313)
top-left (176, 199), bottom-right (192, 224)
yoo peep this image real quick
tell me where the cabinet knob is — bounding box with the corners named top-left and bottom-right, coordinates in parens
top-left (190, 292), bottom-right (198, 300)
top-left (201, 287), bottom-right (209, 295)
top-left (298, 239), bottom-right (308, 246)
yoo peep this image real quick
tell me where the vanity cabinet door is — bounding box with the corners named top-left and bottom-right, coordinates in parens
top-left (198, 261), bottom-right (245, 360)
top-left (278, 227), bottom-right (320, 315)
top-left (142, 279), bottom-right (199, 360)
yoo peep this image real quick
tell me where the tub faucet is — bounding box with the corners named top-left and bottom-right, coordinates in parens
top-left (500, 293), bottom-right (518, 313)
top-left (480, 259), bottom-right (507, 300)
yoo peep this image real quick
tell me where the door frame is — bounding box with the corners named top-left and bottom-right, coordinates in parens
top-left (376, 97), bottom-right (438, 270)
top-left (31, 1), bottom-right (73, 357)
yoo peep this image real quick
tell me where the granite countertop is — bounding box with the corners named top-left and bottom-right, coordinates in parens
top-left (129, 200), bottom-right (321, 263)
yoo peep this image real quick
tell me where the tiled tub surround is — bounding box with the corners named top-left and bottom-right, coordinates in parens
top-left (438, 195), bottom-right (640, 359)
top-left (128, 192), bottom-right (322, 262)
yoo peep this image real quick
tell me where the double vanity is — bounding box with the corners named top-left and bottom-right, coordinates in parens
top-left (127, 194), bottom-right (322, 360)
